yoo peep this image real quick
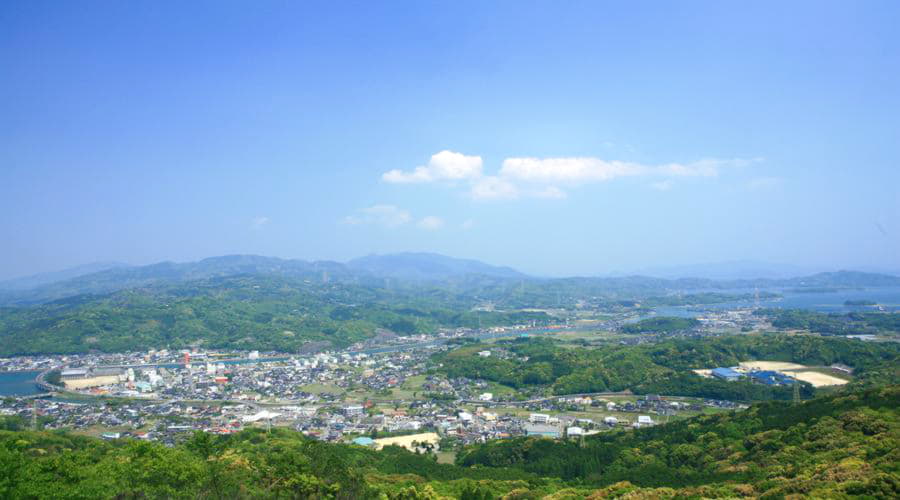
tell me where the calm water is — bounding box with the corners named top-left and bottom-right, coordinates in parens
top-left (0, 370), bottom-right (44, 396)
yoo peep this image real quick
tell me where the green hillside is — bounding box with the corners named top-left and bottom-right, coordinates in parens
top-left (433, 336), bottom-right (900, 400)
top-left (0, 385), bottom-right (897, 498)
top-left (0, 275), bottom-right (551, 356)
top-left (457, 385), bottom-right (900, 498)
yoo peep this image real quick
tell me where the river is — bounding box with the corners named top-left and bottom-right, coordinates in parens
top-left (0, 370), bottom-right (44, 396)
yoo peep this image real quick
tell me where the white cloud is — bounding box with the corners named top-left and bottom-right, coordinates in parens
top-left (500, 157), bottom-right (648, 184)
top-left (383, 150), bottom-right (761, 202)
top-left (343, 206), bottom-right (451, 231)
top-left (417, 216), bottom-right (444, 230)
top-left (461, 219), bottom-right (475, 230)
top-left (343, 204), bottom-right (412, 227)
top-left (250, 216), bottom-right (270, 230)
top-left (382, 150), bottom-right (483, 183)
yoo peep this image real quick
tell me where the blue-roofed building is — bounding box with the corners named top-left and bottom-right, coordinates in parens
top-left (750, 370), bottom-right (794, 386)
top-left (711, 367), bottom-right (743, 381)
top-left (352, 437), bottom-right (375, 446)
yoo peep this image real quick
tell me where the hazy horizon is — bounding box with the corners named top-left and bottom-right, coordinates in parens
top-left (3, 1), bottom-right (898, 279)
top-left (3, 252), bottom-right (899, 284)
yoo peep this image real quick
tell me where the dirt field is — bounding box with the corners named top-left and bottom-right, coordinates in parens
top-left (790, 371), bottom-right (849, 387)
top-left (373, 432), bottom-right (440, 451)
top-left (693, 369), bottom-right (712, 378)
top-left (738, 361), bottom-right (808, 371)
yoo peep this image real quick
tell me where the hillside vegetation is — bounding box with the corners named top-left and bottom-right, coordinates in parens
top-left (0, 386), bottom-right (897, 498)
top-left (0, 275), bottom-right (551, 356)
top-left (433, 336), bottom-right (899, 400)
top-left (457, 385), bottom-right (900, 498)
top-left (756, 309), bottom-right (900, 336)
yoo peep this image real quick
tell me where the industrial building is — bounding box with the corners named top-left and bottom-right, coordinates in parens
top-left (711, 367), bottom-right (743, 382)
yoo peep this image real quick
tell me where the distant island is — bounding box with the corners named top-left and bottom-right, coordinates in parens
top-left (845, 299), bottom-right (877, 306)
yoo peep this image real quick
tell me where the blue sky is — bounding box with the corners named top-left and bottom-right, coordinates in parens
top-left (1, 1), bottom-right (898, 278)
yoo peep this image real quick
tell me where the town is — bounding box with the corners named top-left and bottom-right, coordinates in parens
top-left (1, 335), bottom-right (745, 454)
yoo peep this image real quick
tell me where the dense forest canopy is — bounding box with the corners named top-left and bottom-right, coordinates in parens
top-left (620, 316), bottom-right (700, 334)
top-left (755, 309), bottom-right (900, 336)
top-left (0, 275), bottom-right (553, 356)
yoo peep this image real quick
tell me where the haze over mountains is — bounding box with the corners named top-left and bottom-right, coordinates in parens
top-left (1, 252), bottom-right (899, 307)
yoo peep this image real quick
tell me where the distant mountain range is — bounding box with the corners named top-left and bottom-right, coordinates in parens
top-left (0, 261), bottom-right (130, 291)
top-left (0, 253), bottom-right (898, 306)
top-left (632, 260), bottom-right (821, 280)
top-left (347, 252), bottom-right (524, 281)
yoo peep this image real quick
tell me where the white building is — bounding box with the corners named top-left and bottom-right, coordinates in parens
top-left (343, 405), bottom-right (364, 417)
top-left (479, 392), bottom-right (493, 401)
top-left (529, 413), bottom-right (550, 424)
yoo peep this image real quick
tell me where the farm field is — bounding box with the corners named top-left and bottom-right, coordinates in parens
top-left (791, 370), bottom-right (849, 387)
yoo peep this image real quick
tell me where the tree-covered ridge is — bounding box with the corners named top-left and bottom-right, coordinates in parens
top-left (756, 309), bottom-right (900, 335)
top-left (0, 424), bottom-right (548, 499)
top-left (458, 385), bottom-right (900, 497)
top-left (620, 316), bottom-right (700, 334)
top-left (433, 336), bottom-right (900, 400)
top-left (0, 275), bottom-right (552, 356)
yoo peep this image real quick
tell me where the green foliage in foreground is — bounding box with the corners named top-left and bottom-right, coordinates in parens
top-left (0, 387), bottom-right (898, 498)
top-left (434, 335), bottom-right (899, 400)
top-left (0, 275), bottom-right (551, 356)
top-left (0, 426), bottom-right (541, 499)
top-left (459, 385), bottom-right (900, 498)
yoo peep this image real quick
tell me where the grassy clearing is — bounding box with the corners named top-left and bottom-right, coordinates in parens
top-left (299, 383), bottom-right (344, 395)
top-left (435, 451), bottom-right (456, 464)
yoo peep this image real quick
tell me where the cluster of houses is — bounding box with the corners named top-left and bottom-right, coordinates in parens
top-left (51, 348), bottom-right (434, 405)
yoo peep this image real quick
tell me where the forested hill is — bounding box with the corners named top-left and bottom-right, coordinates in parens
top-left (0, 385), bottom-right (897, 498)
top-left (0, 275), bottom-right (552, 356)
top-left (2, 252), bottom-right (899, 307)
top-left (0, 253), bottom-right (524, 306)
top-left (456, 385), bottom-right (900, 498)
